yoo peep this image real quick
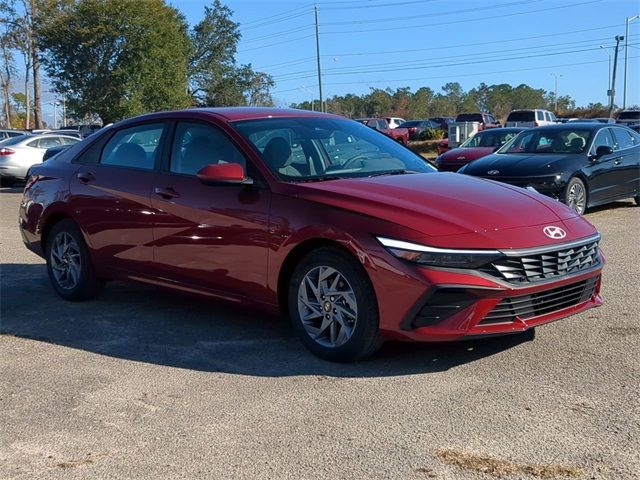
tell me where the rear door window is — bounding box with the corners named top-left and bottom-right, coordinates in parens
top-left (611, 128), bottom-right (635, 150)
top-left (536, 111), bottom-right (545, 121)
top-left (100, 123), bottom-right (165, 170)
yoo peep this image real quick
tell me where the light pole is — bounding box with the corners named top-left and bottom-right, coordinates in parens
top-left (300, 85), bottom-right (314, 111)
top-left (49, 101), bottom-right (60, 128)
top-left (600, 45), bottom-right (612, 106)
top-left (610, 35), bottom-right (624, 116)
top-left (551, 73), bottom-right (563, 113)
top-left (623, 14), bottom-right (640, 109)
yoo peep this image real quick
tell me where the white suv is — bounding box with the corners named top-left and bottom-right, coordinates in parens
top-left (385, 117), bottom-right (406, 129)
top-left (506, 109), bottom-right (557, 128)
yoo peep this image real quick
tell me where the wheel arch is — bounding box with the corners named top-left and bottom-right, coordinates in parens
top-left (40, 211), bottom-right (74, 253)
top-left (276, 238), bottom-right (360, 316)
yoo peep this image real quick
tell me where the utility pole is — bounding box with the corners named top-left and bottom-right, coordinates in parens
top-left (314, 5), bottom-right (323, 113)
top-left (600, 45), bottom-right (612, 107)
top-left (551, 73), bottom-right (562, 113)
top-left (609, 35), bottom-right (624, 116)
top-left (623, 14), bottom-right (640, 109)
top-left (61, 96), bottom-right (66, 127)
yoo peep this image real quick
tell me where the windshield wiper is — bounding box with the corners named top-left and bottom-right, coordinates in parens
top-left (367, 169), bottom-right (419, 177)
top-left (294, 175), bottom-right (344, 183)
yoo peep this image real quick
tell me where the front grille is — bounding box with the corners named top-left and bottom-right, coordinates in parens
top-left (480, 276), bottom-right (598, 325)
top-left (480, 238), bottom-right (600, 284)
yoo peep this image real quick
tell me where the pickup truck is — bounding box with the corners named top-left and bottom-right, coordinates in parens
top-left (355, 118), bottom-right (410, 144)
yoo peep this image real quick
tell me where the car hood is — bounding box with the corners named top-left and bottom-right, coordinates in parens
top-left (462, 152), bottom-right (579, 176)
top-left (438, 147), bottom-right (494, 162)
top-left (288, 173), bottom-right (581, 242)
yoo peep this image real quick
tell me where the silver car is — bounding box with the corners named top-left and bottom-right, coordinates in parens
top-left (0, 134), bottom-right (80, 186)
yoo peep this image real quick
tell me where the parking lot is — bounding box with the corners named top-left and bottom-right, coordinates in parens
top-left (0, 185), bottom-right (638, 479)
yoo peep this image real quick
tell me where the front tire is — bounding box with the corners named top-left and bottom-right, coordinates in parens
top-left (288, 247), bottom-right (382, 362)
top-left (45, 219), bottom-right (103, 301)
top-left (564, 177), bottom-right (588, 214)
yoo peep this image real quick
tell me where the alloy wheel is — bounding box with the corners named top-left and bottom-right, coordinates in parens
top-left (567, 182), bottom-right (586, 214)
top-left (50, 232), bottom-right (82, 290)
top-left (297, 266), bottom-right (358, 348)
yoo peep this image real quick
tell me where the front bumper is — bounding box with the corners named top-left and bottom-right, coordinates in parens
top-left (368, 242), bottom-right (603, 342)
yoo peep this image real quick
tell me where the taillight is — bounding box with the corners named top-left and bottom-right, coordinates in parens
top-left (409, 127), bottom-right (417, 133)
top-left (0, 147), bottom-right (15, 156)
top-left (24, 174), bottom-right (38, 190)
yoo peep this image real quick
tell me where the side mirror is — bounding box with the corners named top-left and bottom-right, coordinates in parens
top-left (593, 145), bottom-right (613, 159)
top-left (196, 163), bottom-right (252, 185)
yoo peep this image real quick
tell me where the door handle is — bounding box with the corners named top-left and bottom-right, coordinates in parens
top-left (77, 172), bottom-right (95, 183)
top-left (154, 187), bottom-right (180, 199)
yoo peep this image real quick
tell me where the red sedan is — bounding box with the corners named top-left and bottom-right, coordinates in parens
top-left (435, 128), bottom-right (525, 172)
top-left (19, 108), bottom-right (604, 361)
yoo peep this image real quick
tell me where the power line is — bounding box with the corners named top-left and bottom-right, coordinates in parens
top-left (323, 24), bottom-right (623, 58)
top-left (240, 5), bottom-right (309, 28)
top-left (324, 0), bottom-right (536, 25)
top-left (323, 0), bottom-right (604, 34)
top-left (238, 34), bottom-right (315, 53)
top-left (271, 55), bottom-right (640, 94)
top-left (240, 25), bottom-right (313, 44)
top-left (272, 39), bottom-right (640, 82)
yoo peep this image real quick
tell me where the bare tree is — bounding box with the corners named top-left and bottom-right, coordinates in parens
top-left (0, 31), bottom-right (14, 128)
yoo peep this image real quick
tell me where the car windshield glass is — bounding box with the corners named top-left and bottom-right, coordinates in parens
top-left (497, 128), bottom-right (592, 154)
top-left (455, 114), bottom-right (482, 122)
top-left (0, 134), bottom-right (31, 146)
top-left (618, 111), bottom-right (640, 120)
top-left (461, 130), bottom-right (520, 148)
top-left (233, 117), bottom-right (435, 181)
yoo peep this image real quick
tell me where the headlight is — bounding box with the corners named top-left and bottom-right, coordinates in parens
top-left (377, 237), bottom-right (504, 268)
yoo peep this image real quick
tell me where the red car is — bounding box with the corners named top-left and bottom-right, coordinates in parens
top-left (435, 128), bottom-right (525, 172)
top-left (19, 108), bottom-right (604, 361)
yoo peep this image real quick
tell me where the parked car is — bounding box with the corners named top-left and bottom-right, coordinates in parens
top-left (428, 116), bottom-right (455, 131)
top-left (454, 112), bottom-right (501, 130)
top-left (385, 117), bottom-right (406, 129)
top-left (458, 124), bottom-right (640, 214)
top-left (19, 108), bottom-right (604, 361)
top-left (616, 109), bottom-right (640, 126)
top-left (567, 118), bottom-right (615, 124)
top-left (0, 129), bottom-right (27, 140)
top-left (42, 144), bottom-right (73, 161)
top-left (397, 119), bottom-right (440, 140)
top-left (435, 128), bottom-right (525, 172)
top-left (0, 134), bottom-right (80, 186)
top-left (505, 109), bottom-right (557, 128)
top-left (356, 117), bottom-right (409, 144)
top-left (52, 129), bottom-right (84, 139)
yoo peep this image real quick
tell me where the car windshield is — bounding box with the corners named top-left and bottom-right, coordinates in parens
top-left (0, 134), bottom-right (31, 146)
top-left (461, 130), bottom-right (520, 148)
top-left (497, 128), bottom-right (592, 154)
top-left (233, 117), bottom-right (435, 181)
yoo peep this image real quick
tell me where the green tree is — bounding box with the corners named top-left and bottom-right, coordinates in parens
top-left (189, 1), bottom-right (273, 107)
top-left (38, 0), bottom-right (192, 124)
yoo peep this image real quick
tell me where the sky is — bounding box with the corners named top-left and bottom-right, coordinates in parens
top-left (178, 0), bottom-right (640, 109)
top-left (38, 0), bottom-right (640, 125)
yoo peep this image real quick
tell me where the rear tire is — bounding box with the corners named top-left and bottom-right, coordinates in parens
top-left (0, 177), bottom-right (15, 187)
top-left (564, 177), bottom-right (588, 214)
top-left (288, 247), bottom-right (382, 362)
top-left (45, 219), bottom-right (104, 301)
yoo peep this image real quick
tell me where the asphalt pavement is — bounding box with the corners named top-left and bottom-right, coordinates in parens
top-left (1, 186), bottom-right (638, 479)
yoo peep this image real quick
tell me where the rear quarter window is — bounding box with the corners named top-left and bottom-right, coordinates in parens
top-left (507, 111), bottom-right (534, 122)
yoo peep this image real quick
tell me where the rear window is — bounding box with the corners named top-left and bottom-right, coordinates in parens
top-left (455, 114), bottom-right (483, 122)
top-left (507, 111), bottom-right (535, 122)
top-left (0, 134), bottom-right (31, 146)
top-left (618, 111), bottom-right (640, 120)
top-left (399, 121), bottom-right (421, 127)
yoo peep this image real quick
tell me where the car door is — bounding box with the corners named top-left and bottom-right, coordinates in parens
top-left (150, 120), bottom-right (272, 303)
top-left (609, 127), bottom-right (640, 198)
top-left (68, 122), bottom-right (169, 275)
top-left (583, 128), bottom-right (623, 202)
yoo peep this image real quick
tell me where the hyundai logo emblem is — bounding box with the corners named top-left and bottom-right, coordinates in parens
top-left (543, 226), bottom-right (567, 239)
top-left (487, 170), bottom-right (500, 175)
